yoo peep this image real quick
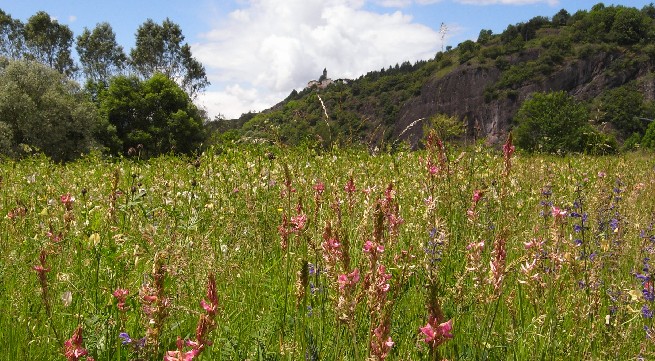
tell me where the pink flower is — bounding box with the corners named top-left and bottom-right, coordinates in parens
top-left (60, 193), bottom-right (75, 211)
top-left (200, 274), bottom-right (219, 316)
top-left (60, 193), bottom-right (74, 204)
top-left (113, 288), bottom-right (129, 311)
top-left (363, 240), bottom-right (384, 254)
top-left (290, 213), bottom-right (307, 232)
top-left (551, 206), bottom-right (567, 219)
top-left (420, 319), bottom-right (453, 346)
top-left (337, 268), bottom-right (360, 290)
top-left (64, 326), bottom-right (90, 361)
top-left (472, 189), bottom-right (483, 203)
top-left (313, 181), bottom-right (325, 195)
top-left (344, 177), bottom-right (356, 194)
top-left (163, 349), bottom-right (199, 361)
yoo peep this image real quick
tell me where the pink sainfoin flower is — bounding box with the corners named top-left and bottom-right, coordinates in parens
top-left (420, 319), bottom-right (453, 347)
top-left (371, 318), bottom-right (394, 360)
top-left (502, 133), bottom-right (515, 177)
top-left (551, 206), bottom-right (567, 221)
top-left (165, 274), bottom-right (220, 360)
top-left (321, 223), bottom-right (343, 274)
top-left (64, 326), bottom-right (94, 361)
top-left (472, 189), bottom-right (484, 203)
top-left (163, 337), bottom-right (199, 361)
top-left (278, 214), bottom-right (290, 250)
top-left (344, 177), bottom-right (356, 194)
top-left (113, 288), bottom-right (129, 311)
top-left (313, 181), bottom-right (325, 195)
top-left (290, 213), bottom-right (307, 233)
top-left (60, 193), bottom-right (75, 211)
top-left (337, 268), bottom-right (360, 291)
top-left (33, 250), bottom-right (51, 314)
top-left (363, 240), bottom-right (385, 255)
top-left (489, 234), bottom-right (507, 295)
top-left (467, 189), bottom-right (484, 221)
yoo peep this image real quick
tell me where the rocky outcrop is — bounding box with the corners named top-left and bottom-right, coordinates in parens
top-left (394, 50), bottom-right (653, 146)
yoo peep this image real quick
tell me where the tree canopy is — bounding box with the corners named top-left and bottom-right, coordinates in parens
top-left (76, 22), bottom-right (127, 85)
top-left (0, 60), bottom-right (107, 161)
top-left (514, 91), bottom-right (611, 153)
top-left (23, 11), bottom-right (76, 76)
top-left (129, 18), bottom-right (209, 98)
top-left (99, 73), bottom-right (206, 156)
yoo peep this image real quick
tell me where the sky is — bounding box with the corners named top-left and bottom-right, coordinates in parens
top-left (1, 0), bottom-right (653, 119)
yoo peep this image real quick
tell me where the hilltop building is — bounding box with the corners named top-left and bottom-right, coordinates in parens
top-left (307, 68), bottom-right (333, 89)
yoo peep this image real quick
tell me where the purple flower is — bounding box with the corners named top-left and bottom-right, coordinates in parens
top-left (643, 288), bottom-right (655, 302)
top-left (643, 304), bottom-right (654, 319)
top-left (609, 218), bottom-right (619, 232)
top-left (119, 332), bottom-right (132, 345)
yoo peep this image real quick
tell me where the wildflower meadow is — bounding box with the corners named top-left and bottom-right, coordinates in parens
top-left (2, 136), bottom-right (655, 360)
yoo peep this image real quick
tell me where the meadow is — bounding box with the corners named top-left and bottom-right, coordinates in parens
top-left (1, 136), bottom-right (655, 360)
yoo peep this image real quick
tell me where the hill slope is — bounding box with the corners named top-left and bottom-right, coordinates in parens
top-left (215, 3), bottom-right (655, 148)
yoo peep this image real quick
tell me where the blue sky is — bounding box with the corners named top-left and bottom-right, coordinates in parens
top-left (1, 0), bottom-right (653, 118)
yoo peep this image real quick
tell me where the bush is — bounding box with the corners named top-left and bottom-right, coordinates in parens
top-left (514, 91), bottom-right (602, 153)
top-left (99, 73), bottom-right (206, 157)
top-left (0, 59), bottom-right (107, 161)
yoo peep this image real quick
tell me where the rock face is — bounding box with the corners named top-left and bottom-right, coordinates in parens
top-left (393, 50), bottom-right (653, 146)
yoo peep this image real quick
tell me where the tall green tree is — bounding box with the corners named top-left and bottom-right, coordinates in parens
top-left (610, 7), bottom-right (651, 45)
top-left (0, 60), bottom-right (112, 161)
top-left (99, 73), bottom-right (206, 156)
top-left (129, 18), bottom-right (208, 98)
top-left (76, 22), bottom-right (127, 85)
top-left (0, 9), bottom-right (24, 59)
top-left (597, 85), bottom-right (651, 137)
top-left (514, 91), bottom-right (599, 153)
top-left (23, 11), bottom-right (76, 75)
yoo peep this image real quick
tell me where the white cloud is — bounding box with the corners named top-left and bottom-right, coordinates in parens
top-left (194, 0), bottom-right (441, 119)
top-left (456, 0), bottom-right (559, 5)
top-left (68, 15), bottom-right (77, 23)
top-left (374, 0), bottom-right (442, 7)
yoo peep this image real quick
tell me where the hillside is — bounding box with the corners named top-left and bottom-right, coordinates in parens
top-left (213, 3), bottom-right (655, 149)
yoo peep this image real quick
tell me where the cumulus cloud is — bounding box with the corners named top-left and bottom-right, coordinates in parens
top-left (194, 0), bottom-right (441, 119)
top-left (375, 0), bottom-right (443, 7)
top-left (456, 0), bottom-right (559, 5)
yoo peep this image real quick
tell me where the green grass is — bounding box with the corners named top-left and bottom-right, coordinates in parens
top-left (1, 144), bottom-right (654, 360)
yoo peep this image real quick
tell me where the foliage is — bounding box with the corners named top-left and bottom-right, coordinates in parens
top-left (0, 9), bottom-right (24, 58)
top-left (596, 84), bottom-right (654, 138)
top-left (129, 18), bottom-right (209, 98)
top-left (514, 91), bottom-right (607, 153)
top-left (1, 145), bottom-right (654, 360)
top-left (98, 73), bottom-right (206, 156)
top-left (0, 59), bottom-right (108, 161)
top-left (423, 113), bottom-right (465, 141)
top-left (641, 120), bottom-right (655, 149)
top-left (76, 22), bottom-right (127, 85)
top-left (23, 11), bottom-right (76, 76)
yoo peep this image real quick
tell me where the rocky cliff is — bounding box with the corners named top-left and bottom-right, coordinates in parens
top-left (394, 49), bottom-right (654, 146)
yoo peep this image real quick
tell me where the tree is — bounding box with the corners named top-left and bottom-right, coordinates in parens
top-left (610, 7), bottom-right (650, 45)
top-left (514, 91), bottom-right (598, 153)
top-left (641, 120), bottom-right (655, 149)
top-left (99, 73), bottom-right (206, 156)
top-left (0, 59), bottom-right (110, 161)
top-left (597, 85), bottom-right (650, 137)
top-left (23, 11), bottom-right (76, 75)
top-left (552, 9), bottom-right (571, 26)
top-left (0, 9), bottom-right (24, 59)
top-left (76, 22), bottom-right (127, 85)
top-left (129, 18), bottom-right (208, 98)
top-left (477, 29), bottom-right (493, 45)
